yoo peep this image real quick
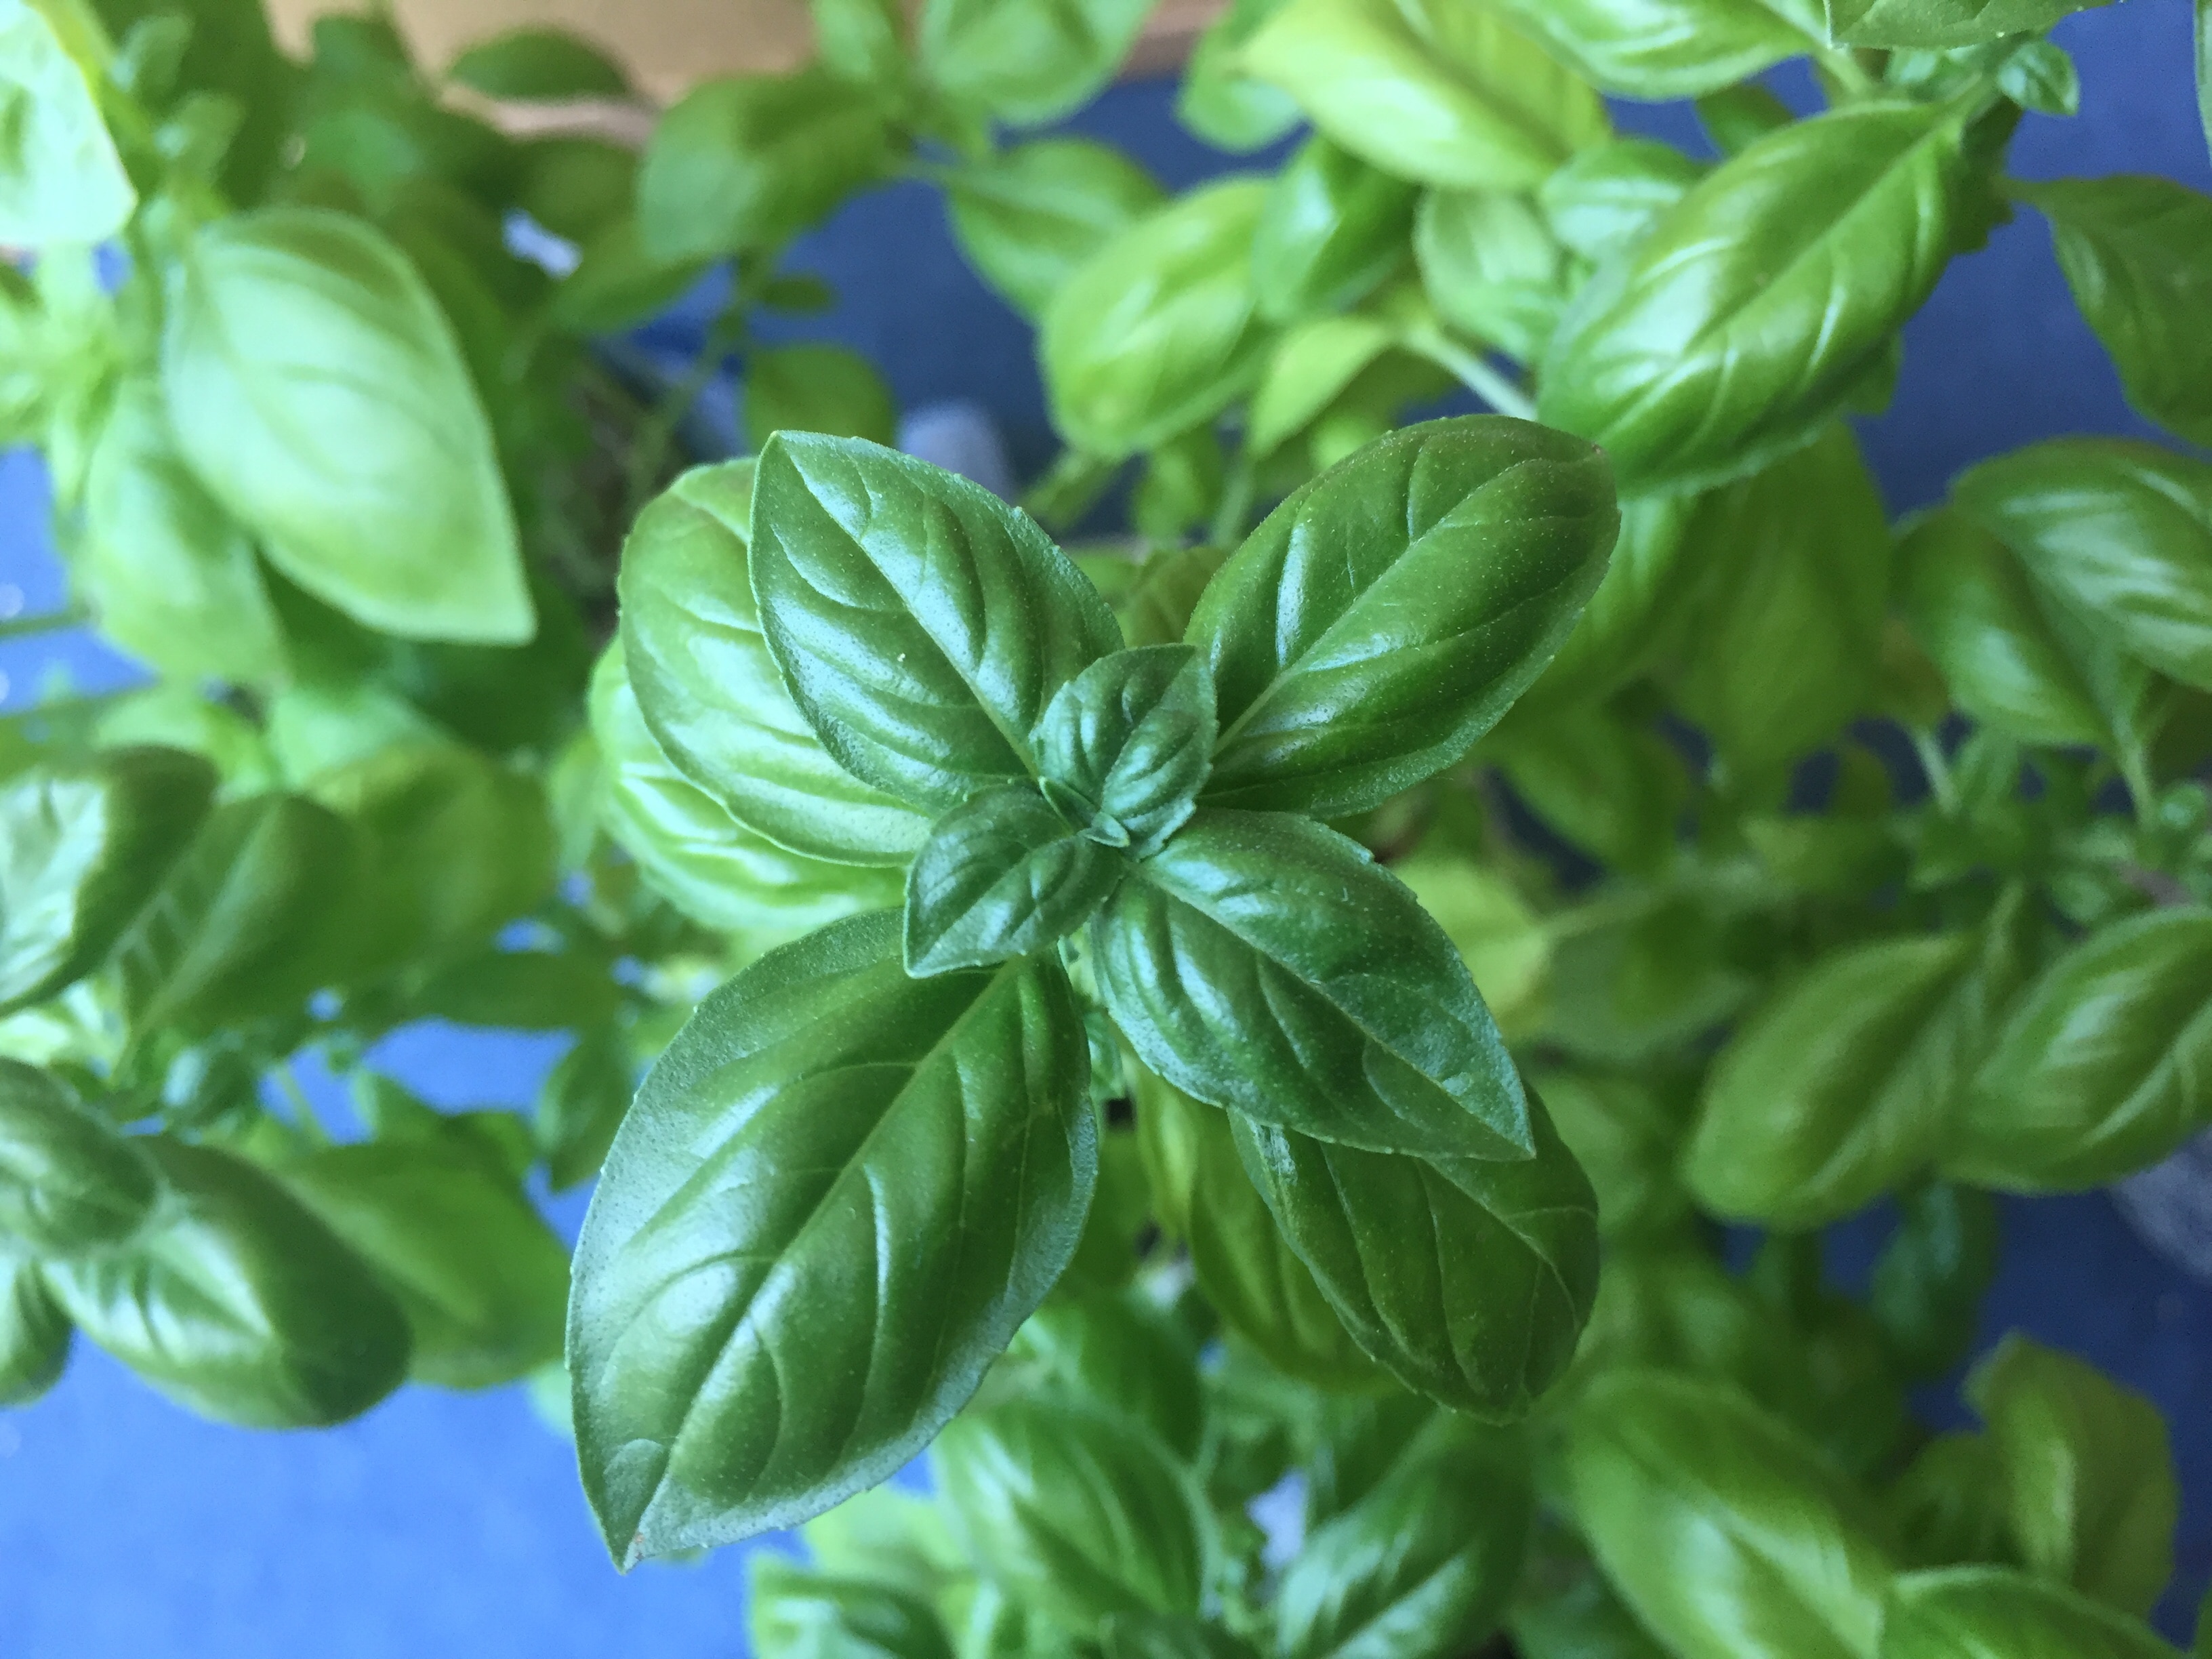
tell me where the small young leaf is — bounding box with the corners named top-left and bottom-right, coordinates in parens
top-left (0, 1059), bottom-right (161, 1253)
top-left (1034, 644), bottom-right (1216, 857)
top-left (1252, 135), bottom-right (1418, 324)
top-left (0, 1252), bottom-right (68, 1406)
top-left (0, 0), bottom-right (136, 245)
top-left (1008, 1290), bottom-right (1204, 1458)
top-left (1869, 1183), bottom-right (2002, 1381)
top-left (903, 785), bottom-right (1122, 974)
top-left (1881, 1566), bottom-right (2177, 1659)
top-left (750, 433), bottom-right (1122, 813)
top-left (447, 26), bottom-right (631, 100)
top-left (534, 1025), bottom-right (635, 1193)
top-left (745, 343), bottom-right (899, 451)
top-left (569, 912), bottom-right (1093, 1563)
top-left (945, 138), bottom-right (1165, 320)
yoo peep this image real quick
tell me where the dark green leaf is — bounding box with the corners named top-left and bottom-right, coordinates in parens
top-left (1035, 644), bottom-right (1215, 856)
top-left (1488, 0), bottom-right (1818, 99)
top-left (1530, 1067), bottom-right (1696, 1243)
top-left (1096, 810), bottom-right (1532, 1159)
top-left (43, 1138), bottom-right (410, 1428)
top-left (936, 1395), bottom-right (1212, 1625)
top-left (1391, 847), bottom-right (1552, 1038)
top-left (1233, 1102), bottom-right (1597, 1417)
top-left (636, 68), bottom-right (892, 262)
top-left (904, 785), bottom-right (1121, 975)
top-left (1008, 1290), bottom-right (1204, 1459)
top-left (1253, 136), bottom-right (1417, 323)
top-left (407, 946), bottom-right (621, 1031)
top-left (1102, 1613), bottom-right (1259, 1659)
top-left (1881, 1566), bottom-right (2177, 1659)
top-left (1517, 491), bottom-right (1700, 714)
top-left (1193, 415), bottom-right (1618, 817)
top-left (0, 747), bottom-right (216, 1013)
top-left (747, 344), bottom-right (899, 451)
top-left (1826, 0), bottom-right (2111, 47)
top-left (1697, 84), bottom-right (1796, 155)
top-left (1870, 1184), bottom-right (2003, 1380)
top-left (1884, 1433), bottom-right (2013, 1570)
top-left (1040, 181), bottom-right (1273, 462)
top-left (1243, 0), bottom-right (1608, 190)
top-left (1413, 190), bottom-right (1568, 363)
top-left (0, 1250), bottom-right (68, 1404)
top-left (163, 209), bottom-right (532, 644)
top-left (1567, 1370), bottom-right (1900, 1659)
top-left (1966, 1335), bottom-right (2178, 1617)
top-left (749, 1556), bottom-right (956, 1659)
top-left (1539, 140), bottom-right (1703, 263)
top-left (0, 0), bottom-right (135, 244)
top-left (0, 1059), bottom-right (160, 1253)
top-left (945, 138), bottom-right (1166, 320)
top-left (535, 1025), bottom-right (635, 1192)
top-left (1277, 1421), bottom-right (1532, 1659)
top-left (750, 432), bottom-right (1122, 813)
top-left (618, 461), bottom-right (930, 866)
top-left (918, 0), bottom-right (1157, 127)
top-left (1120, 544), bottom-right (1234, 649)
top-left (1540, 103), bottom-right (1987, 492)
top-left (569, 912), bottom-right (1094, 1563)
top-left (1948, 907), bottom-right (2212, 1191)
top-left (447, 26), bottom-right (631, 100)
top-left (95, 0), bottom-right (295, 200)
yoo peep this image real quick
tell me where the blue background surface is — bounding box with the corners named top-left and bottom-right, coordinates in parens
top-left (5, 8), bottom-right (2212, 1650)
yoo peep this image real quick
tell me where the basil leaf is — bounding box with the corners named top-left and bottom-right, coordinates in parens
top-left (1247, 316), bottom-right (1395, 458)
top-left (1413, 190), bottom-right (1568, 363)
top-left (749, 1555), bottom-right (957, 1659)
top-left (407, 944), bottom-right (620, 1031)
top-left (1253, 136), bottom-right (1417, 323)
top-left (1952, 441), bottom-right (2212, 694)
top-left (74, 377), bottom-right (289, 686)
top-left (535, 1025), bottom-right (634, 1193)
top-left (1880, 1566), bottom-right (2178, 1658)
top-left (904, 785), bottom-right (1121, 975)
top-left (1008, 1290), bottom-right (1204, 1459)
top-left (277, 1141), bottom-right (567, 1391)
top-left (1244, 0), bottom-right (1608, 191)
top-left (569, 912), bottom-right (1094, 1562)
top-left (0, 0), bottom-right (135, 245)
top-left (1034, 644), bottom-right (1216, 857)
top-left (619, 461), bottom-right (929, 866)
top-left (1885, 1433), bottom-right (2012, 1570)
top-left (918, 0), bottom-right (1156, 127)
top-left (1233, 1108), bottom-right (1595, 1417)
top-left (0, 747), bottom-right (216, 1013)
top-left (1277, 1422), bottom-right (1532, 1659)
top-left (747, 344), bottom-right (899, 451)
top-left (589, 644), bottom-right (903, 939)
top-left (162, 209), bottom-right (531, 646)
top-left (1674, 428), bottom-right (1891, 773)
top-left (1391, 846), bottom-right (1552, 1038)
top-left (1949, 908), bottom-right (2212, 1191)
top-left (1118, 544), bottom-right (1234, 650)
top-left (1486, 0), bottom-right (1818, 99)
top-left (0, 1250), bottom-right (68, 1405)
top-left (1869, 1183), bottom-right (2002, 1381)
top-left (1568, 1370), bottom-right (1900, 1659)
top-left (550, 215), bottom-right (713, 334)
top-left (945, 138), bottom-right (1166, 320)
top-left (1684, 896), bottom-right (2037, 1228)
top-left (1539, 139), bottom-right (1704, 263)
top-left (517, 136), bottom-right (636, 243)
top-left (1826, 0), bottom-right (2111, 46)
top-left (936, 1395), bottom-right (1214, 1625)
top-left (1898, 508), bottom-right (2115, 748)
top-left (636, 68), bottom-right (893, 262)
top-left (1097, 810), bottom-right (1532, 1159)
top-left (43, 1138), bottom-right (411, 1428)
top-left (1193, 415), bottom-right (1617, 815)
top-left (1132, 1065), bottom-right (1382, 1388)
top-left (750, 433), bottom-right (1122, 813)
top-left (1178, 0), bottom-right (1300, 152)
top-left (446, 26), bottom-right (631, 100)
top-left (1488, 704), bottom-right (1687, 878)
top-left (1965, 1335), bottom-right (2178, 1618)
top-left (1532, 1067), bottom-right (1696, 1243)
top-left (1103, 1614), bottom-right (1260, 1659)
top-left (1518, 492), bottom-right (1699, 714)
top-left (1540, 103), bottom-right (1986, 493)
top-left (0, 1059), bottom-right (161, 1252)
top-left (1041, 181), bottom-right (1273, 462)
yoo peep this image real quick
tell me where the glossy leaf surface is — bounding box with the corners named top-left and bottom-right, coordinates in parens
top-left (0, 1059), bottom-right (160, 1254)
top-left (1033, 644), bottom-right (1216, 857)
top-left (903, 785), bottom-right (1120, 975)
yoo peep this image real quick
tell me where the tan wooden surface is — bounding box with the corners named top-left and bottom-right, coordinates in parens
top-left (266, 0), bottom-right (1221, 100)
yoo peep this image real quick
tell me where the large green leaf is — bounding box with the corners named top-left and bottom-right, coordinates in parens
top-left (749, 433), bottom-right (1122, 813)
top-left (0, 0), bottom-right (134, 245)
top-left (569, 912), bottom-right (1093, 1563)
top-left (1096, 811), bottom-right (1531, 1159)
top-left (918, 0), bottom-right (1158, 126)
top-left (1233, 1103), bottom-right (1597, 1417)
top-left (945, 138), bottom-right (1166, 320)
top-left (0, 1250), bottom-right (68, 1405)
top-left (1487, 0), bottom-right (1819, 100)
top-left (0, 747), bottom-right (216, 1013)
top-left (1952, 441), bottom-right (2212, 695)
top-left (589, 644), bottom-right (902, 940)
top-left (1040, 180), bottom-right (1273, 461)
top-left (1277, 1420), bottom-right (1532, 1659)
top-left (2018, 178), bottom-right (2212, 450)
top-left (1826, 0), bottom-right (2112, 46)
top-left (1568, 1370), bottom-right (1900, 1659)
top-left (1965, 1336), bottom-right (2178, 1618)
top-left (902, 785), bottom-right (1121, 975)
top-left (1252, 136), bottom-right (1418, 324)
top-left (162, 209), bottom-right (531, 645)
top-left (1948, 908), bottom-right (2212, 1191)
top-left (936, 1395), bottom-right (1212, 1626)
top-left (1191, 415), bottom-right (1617, 817)
top-left (1242, 0), bottom-right (1607, 190)
top-left (0, 1059), bottom-right (160, 1253)
top-left (618, 459), bottom-right (929, 866)
top-left (1879, 1567), bottom-right (2178, 1659)
top-left (1540, 103), bottom-right (1986, 493)
top-left (42, 1138), bottom-right (410, 1429)
top-left (279, 1141), bottom-right (569, 1391)
top-left (636, 68), bottom-right (893, 262)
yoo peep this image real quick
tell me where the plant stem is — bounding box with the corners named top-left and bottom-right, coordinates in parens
top-left (1910, 727), bottom-right (1959, 815)
top-left (1208, 445), bottom-right (1258, 547)
top-left (1408, 330), bottom-right (1537, 422)
top-left (0, 605), bottom-right (85, 642)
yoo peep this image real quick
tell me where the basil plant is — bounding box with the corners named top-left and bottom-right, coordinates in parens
top-left (3, 0), bottom-right (2211, 1652)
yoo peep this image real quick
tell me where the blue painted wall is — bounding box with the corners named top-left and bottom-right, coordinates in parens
top-left (3, 7), bottom-right (2211, 1650)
